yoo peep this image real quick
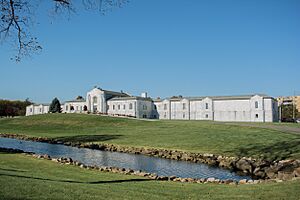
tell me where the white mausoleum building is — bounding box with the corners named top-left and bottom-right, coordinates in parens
top-left (26, 87), bottom-right (279, 122)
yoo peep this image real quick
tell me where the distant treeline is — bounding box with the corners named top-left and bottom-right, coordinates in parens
top-left (0, 99), bottom-right (32, 117)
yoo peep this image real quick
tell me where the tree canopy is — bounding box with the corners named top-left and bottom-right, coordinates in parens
top-left (0, 98), bottom-right (32, 116)
top-left (0, 0), bottom-right (128, 61)
top-left (49, 97), bottom-right (61, 113)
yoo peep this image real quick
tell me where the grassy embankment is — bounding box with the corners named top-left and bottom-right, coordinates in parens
top-left (1, 151), bottom-right (300, 200)
top-left (0, 113), bottom-right (300, 160)
top-left (1, 114), bottom-right (300, 199)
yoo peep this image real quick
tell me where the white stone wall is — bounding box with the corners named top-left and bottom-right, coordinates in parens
top-left (107, 99), bottom-right (153, 118)
top-left (107, 99), bottom-right (137, 117)
top-left (189, 100), bottom-right (202, 120)
top-left (62, 102), bottom-right (87, 113)
top-left (86, 88), bottom-right (106, 113)
top-left (154, 99), bottom-right (171, 119)
top-left (170, 99), bottom-right (190, 120)
top-left (213, 99), bottom-right (251, 122)
top-left (136, 100), bottom-right (154, 118)
top-left (26, 104), bottom-right (49, 116)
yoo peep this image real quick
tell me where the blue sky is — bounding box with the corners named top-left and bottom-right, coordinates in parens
top-left (0, 0), bottom-right (299, 103)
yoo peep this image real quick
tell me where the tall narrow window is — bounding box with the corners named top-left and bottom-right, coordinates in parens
top-left (164, 104), bottom-right (167, 110)
top-left (205, 103), bottom-right (209, 109)
top-left (66, 105), bottom-right (68, 111)
top-left (118, 105), bottom-right (120, 110)
top-left (129, 103), bottom-right (133, 110)
top-left (183, 103), bottom-right (186, 110)
top-left (183, 113), bottom-right (185, 118)
top-left (255, 101), bottom-right (259, 109)
top-left (113, 105), bottom-right (115, 110)
top-left (123, 105), bottom-right (126, 110)
top-left (93, 96), bottom-right (97, 104)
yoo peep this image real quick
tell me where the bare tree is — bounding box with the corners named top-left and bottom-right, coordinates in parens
top-left (0, 0), bottom-right (128, 61)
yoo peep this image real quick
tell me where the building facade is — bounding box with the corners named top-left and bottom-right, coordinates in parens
top-left (277, 96), bottom-right (300, 111)
top-left (26, 87), bottom-right (279, 122)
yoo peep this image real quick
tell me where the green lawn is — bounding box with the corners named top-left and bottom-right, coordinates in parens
top-left (1, 151), bottom-right (300, 200)
top-left (0, 114), bottom-right (300, 160)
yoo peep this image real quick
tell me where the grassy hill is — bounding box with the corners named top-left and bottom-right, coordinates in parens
top-left (0, 113), bottom-right (300, 160)
top-left (1, 151), bottom-right (300, 200)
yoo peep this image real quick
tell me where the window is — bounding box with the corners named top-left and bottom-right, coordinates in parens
top-left (123, 105), bottom-right (126, 110)
top-left (76, 106), bottom-right (78, 111)
top-left (255, 101), bottom-right (259, 109)
top-left (183, 113), bottom-right (185, 118)
top-left (40, 108), bottom-right (42, 112)
top-left (70, 106), bottom-right (74, 111)
top-left (30, 108), bottom-right (32, 112)
top-left (154, 105), bottom-right (157, 110)
top-left (93, 96), bottom-right (97, 104)
top-left (113, 105), bottom-right (115, 110)
top-left (205, 103), bottom-right (209, 109)
top-left (143, 105), bottom-right (147, 110)
top-left (164, 104), bottom-right (167, 110)
top-left (183, 103), bottom-right (186, 110)
top-left (255, 114), bottom-right (259, 118)
top-left (80, 106), bottom-right (82, 111)
top-left (164, 112), bottom-right (167, 118)
top-left (118, 105), bottom-right (120, 110)
top-left (66, 105), bottom-right (68, 111)
top-left (129, 103), bottom-right (133, 110)
top-left (142, 114), bottom-right (147, 118)
top-left (205, 114), bottom-right (209, 118)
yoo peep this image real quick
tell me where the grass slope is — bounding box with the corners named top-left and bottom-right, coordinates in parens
top-left (1, 151), bottom-right (300, 200)
top-left (0, 114), bottom-right (300, 160)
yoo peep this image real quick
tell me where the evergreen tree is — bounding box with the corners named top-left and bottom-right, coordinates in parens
top-left (49, 98), bottom-right (61, 113)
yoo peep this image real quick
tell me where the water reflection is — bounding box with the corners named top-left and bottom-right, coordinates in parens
top-left (0, 137), bottom-right (250, 181)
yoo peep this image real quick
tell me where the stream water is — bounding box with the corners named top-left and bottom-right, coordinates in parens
top-left (0, 137), bottom-right (251, 181)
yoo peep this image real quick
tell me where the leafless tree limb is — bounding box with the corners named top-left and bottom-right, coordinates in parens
top-left (0, 0), bottom-right (128, 62)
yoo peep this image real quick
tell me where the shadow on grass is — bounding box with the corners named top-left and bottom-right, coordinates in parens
top-left (55, 134), bottom-right (123, 143)
top-left (232, 139), bottom-right (300, 161)
top-left (0, 173), bottom-right (152, 184)
top-left (0, 168), bottom-right (27, 172)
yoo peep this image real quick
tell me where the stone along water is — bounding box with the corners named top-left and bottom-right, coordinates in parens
top-left (0, 137), bottom-right (251, 181)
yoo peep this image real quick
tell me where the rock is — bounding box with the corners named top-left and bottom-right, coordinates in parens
top-left (168, 176), bottom-right (177, 181)
top-left (292, 167), bottom-right (300, 177)
top-left (157, 176), bottom-right (168, 181)
top-left (207, 177), bottom-right (215, 183)
top-left (236, 159), bottom-right (253, 173)
top-left (238, 179), bottom-right (248, 184)
top-left (277, 171), bottom-right (294, 180)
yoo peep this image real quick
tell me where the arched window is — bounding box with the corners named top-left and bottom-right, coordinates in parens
top-left (129, 103), bottom-right (133, 110)
top-left (93, 96), bottom-right (97, 104)
top-left (255, 101), bottom-right (259, 109)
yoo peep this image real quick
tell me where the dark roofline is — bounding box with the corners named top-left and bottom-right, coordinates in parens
top-left (108, 96), bottom-right (153, 101)
top-left (64, 99), bottom-right (86, 103)
top-left (155, 94), bottom-right (274, 102)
